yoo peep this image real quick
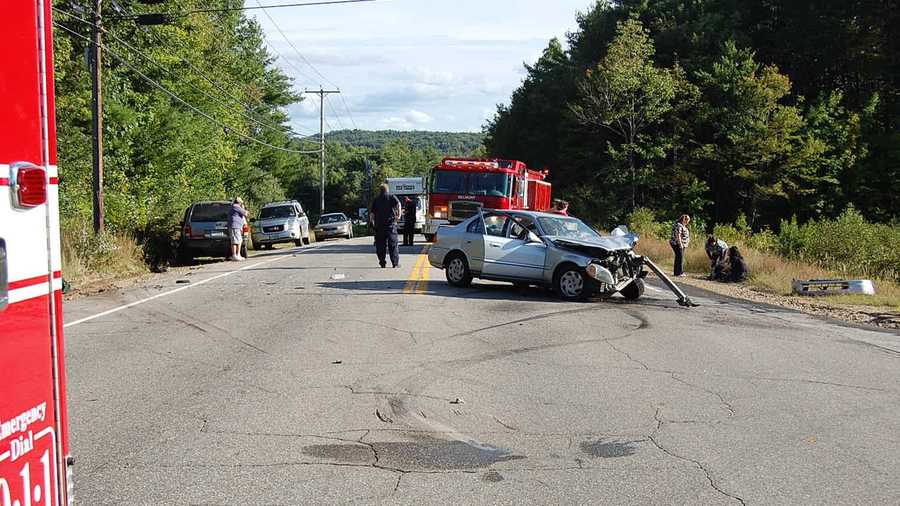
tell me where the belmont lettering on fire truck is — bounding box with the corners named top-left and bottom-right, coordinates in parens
top-left (1, 2), bottom-right (75, 505)
top-left (423, 157), bottom-right (552, 241)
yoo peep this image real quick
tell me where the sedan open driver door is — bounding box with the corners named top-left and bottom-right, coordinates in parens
top-left (481, 213), bottom-right (546, 281)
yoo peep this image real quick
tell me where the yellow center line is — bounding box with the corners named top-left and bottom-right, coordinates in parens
top-left (403, 246), bottom-right (431, 295)
top-left (415, 248), bottom-right (431, 294)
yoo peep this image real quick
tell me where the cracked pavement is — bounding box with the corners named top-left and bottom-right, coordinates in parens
top-left (64, 239), bottom-right (900, 504)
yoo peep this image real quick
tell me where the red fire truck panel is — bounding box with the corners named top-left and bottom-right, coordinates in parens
top-left (1, 2), bottom-right (72, 505)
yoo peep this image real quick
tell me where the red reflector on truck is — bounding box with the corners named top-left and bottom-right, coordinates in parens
top-left (10, 164), bottom-right (47, 208)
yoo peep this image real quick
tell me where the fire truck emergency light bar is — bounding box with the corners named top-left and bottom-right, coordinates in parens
top-left (442, 158), bottom-right (501, 169)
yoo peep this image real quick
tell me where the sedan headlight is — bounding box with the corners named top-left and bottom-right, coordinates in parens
top-left (586, 263), bottom-right (615, 285)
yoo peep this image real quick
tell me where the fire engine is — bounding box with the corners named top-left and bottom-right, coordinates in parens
top-left (1, 2), bottom-right (74, 505)
top-left (423, 157), bottom-right (552, 241)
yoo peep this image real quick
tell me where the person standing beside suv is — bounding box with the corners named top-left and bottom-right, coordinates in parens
top-left (229, 197), bottom-right (249, 261)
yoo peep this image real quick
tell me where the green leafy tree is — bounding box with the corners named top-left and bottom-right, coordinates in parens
top-left (569, 17), bottom-right (685, 210)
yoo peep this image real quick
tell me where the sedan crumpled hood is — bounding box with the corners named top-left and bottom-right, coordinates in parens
top-left (551, 236), bottom-right (635, 252)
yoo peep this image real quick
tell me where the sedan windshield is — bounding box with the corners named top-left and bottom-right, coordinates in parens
top-left (260, 206), bottom-right (296, 220)
top-left (537, 216), bottom-right (602, 241)
top-left (318, 214), bottom-right (347, 225)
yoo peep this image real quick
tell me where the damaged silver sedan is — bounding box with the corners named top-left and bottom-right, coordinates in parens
top-left (428, 210), bottom-right (695, 306)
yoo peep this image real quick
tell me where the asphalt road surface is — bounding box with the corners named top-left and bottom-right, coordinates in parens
top-left (63, 238), bottom-right (900, 505)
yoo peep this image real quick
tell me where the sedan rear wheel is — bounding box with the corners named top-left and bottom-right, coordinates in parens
top-left (445, 253), bottom-right (472, 288)
top-left (555, 265), bottom-right (589, 301)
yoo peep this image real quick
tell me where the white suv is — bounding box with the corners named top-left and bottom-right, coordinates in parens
top-left (251, 200), bottom-right (311, 249)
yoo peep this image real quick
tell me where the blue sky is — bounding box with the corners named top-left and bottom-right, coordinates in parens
top-left (250, 0), bottom-right (597, 134)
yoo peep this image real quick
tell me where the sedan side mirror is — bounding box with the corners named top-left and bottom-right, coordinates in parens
top-left (527, 231), bottom-right (542, 243)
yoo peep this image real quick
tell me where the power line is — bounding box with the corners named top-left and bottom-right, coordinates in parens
top-left (253, 1), bottom-right (363, 131)
top-left (337, 92), bottom-right (359, 130)
top-left (257, 28), bottom-right (319, 86)
top-left (254, 0), bottom-right (339, 89)
top-left (325, 95), bottom-right (346, 131)
top-left (112, 0), bottom-right (376, 20)
top-left (54, 22), bottom-right (322, 155)
top-left (255, 0), bottom-right (358, 131)
top-left (54, 7), bottom-right (318, 141)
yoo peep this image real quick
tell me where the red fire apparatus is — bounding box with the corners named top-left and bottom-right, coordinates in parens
top-left (423, 157), bottom-right (551, 241)
top-left (1, 2), bottom-right (73, 505)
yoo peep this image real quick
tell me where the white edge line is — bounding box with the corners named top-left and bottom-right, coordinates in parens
top-left (63, 247), bottom-right (321, 328)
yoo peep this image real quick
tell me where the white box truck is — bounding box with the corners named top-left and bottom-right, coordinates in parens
top-left (386, 177), bottom-right (427, 234)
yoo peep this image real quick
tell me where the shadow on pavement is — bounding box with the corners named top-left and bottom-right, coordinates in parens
top-left (317, 278), bottom-right (567, 303)
top-left (297, 243), bottom-right (428, 256)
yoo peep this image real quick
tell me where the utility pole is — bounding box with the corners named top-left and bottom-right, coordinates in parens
top-left (91, 0), bottom-right (105, 233)
top-left (304, 87), bottom-right (340, 215)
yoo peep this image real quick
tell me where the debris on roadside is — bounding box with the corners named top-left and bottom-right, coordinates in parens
top-left (332, 360), bottom-right (343, 365)
top-left (792, 279), bottom-right (876, 296)
top-left (672, 274), bottom-right (899, 330)
top-left (450, 398), bottom-right (465, 405)
top-left (330, 273), bottom-right (346, 280)
top-left (175, 279), bottom-right (190, 284)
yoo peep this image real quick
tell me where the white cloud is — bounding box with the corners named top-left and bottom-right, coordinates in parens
top-left (252, 0), bottom-right (595, 131)
top-left (381, 109), bottom-right (433, 130)
top-left (406, 110), bottom-right (433, 124)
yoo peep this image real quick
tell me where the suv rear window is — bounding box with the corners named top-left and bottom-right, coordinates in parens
top-left (190, 203), bottom-right (230, 222)
top-left (260, 206), bottom-right (296, 219)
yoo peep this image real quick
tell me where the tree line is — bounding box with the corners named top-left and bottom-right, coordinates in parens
top-left (324, 130), bottom-right (485, 156)
top-left (484, 0), bottom-right (899, 230)
top-left (52, 0), bottom-right (454, 257)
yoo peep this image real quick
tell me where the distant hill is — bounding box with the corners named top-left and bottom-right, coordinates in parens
top-left (323, 130), bottom-right (485, 156)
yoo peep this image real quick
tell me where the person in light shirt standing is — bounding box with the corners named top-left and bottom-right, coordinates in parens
top-left (669, 214), bottom-right (691, 277)
top-left (229, 197), bottom-right (248, 261)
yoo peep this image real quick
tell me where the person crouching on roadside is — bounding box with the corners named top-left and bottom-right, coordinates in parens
top-left (229, 197), bottom-right (248, 261)
top-left (669, 214), bottom-right (691, 277)
top-left (726, 246), bottom-right (749, 282)
top-left (705, 235), bottom-right (729, 280)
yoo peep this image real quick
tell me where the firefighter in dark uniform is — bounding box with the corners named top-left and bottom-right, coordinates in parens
top-left (369, 184), bottom-right (401, 268)
top-left (402, 196), bottom-right (417, 246)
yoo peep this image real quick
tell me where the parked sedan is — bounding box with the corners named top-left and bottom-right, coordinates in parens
top-left (428, 210), bottom-right (648, 301)
top-left (314, 213), bottom-right (354, 240)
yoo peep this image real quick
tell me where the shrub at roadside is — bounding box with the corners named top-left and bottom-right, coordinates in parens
top-left (62, 222), bottom-right (145, 289)
top-left (777, 208), bottom-right (900, 282)
top-left (628, 207), bottom-right (900, 283)
top-left (627, 207), bottom-right (900, 308)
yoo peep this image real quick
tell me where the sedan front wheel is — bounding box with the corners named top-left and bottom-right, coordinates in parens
top-left (554, 265), bottom-right (590, 301)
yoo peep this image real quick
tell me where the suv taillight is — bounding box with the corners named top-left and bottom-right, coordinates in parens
top-left (183, 225), bottom-right (192, 237)
top-left (11, 163), bottom-right (46, 208)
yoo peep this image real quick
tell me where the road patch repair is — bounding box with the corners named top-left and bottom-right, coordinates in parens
top-left (404, 246), bottom-right (431, 295)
